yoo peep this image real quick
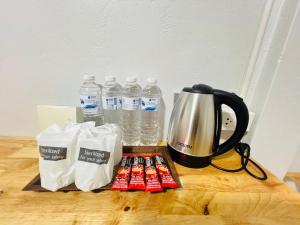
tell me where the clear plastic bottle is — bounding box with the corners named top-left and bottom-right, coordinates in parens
top-left (102, 76), bottom-right (122, 125)
top-left (141, 78), bottom-right (162, 145)
top-left (79, 75), bottom-right (104, 126)
top-left (121, 76), bottom-right (142, 145)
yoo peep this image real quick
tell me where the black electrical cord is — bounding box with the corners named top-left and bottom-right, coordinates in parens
top-left (210, 143), bottom-right (268, 180)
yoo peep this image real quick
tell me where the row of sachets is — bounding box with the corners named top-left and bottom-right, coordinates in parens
top-left (112, 154), bottom-right (178, 192)
top-left (36, 122), bottom-right (122, 191)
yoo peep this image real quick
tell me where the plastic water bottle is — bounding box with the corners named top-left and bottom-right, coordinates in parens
top-left (102, 76), bottom-right (122, 124)
top-left (79, 75), bottom-right (104, 126)
top-left (122, 76), bottom-right (142, 145)
top-left (141, 78), bottom-right (162, 145)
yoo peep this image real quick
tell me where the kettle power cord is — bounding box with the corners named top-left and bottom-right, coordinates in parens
top-left (210, 143), bottom-right (268, 180)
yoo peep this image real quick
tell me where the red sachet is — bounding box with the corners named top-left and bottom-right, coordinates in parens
top-left (154, 155), bottom-right (177, 189)
top-left (128, 156), bottom-right (146, 190)
top-left (112, 156), bottom-right (132, 191)
top-left (144, 156), bottom-right (163, 192)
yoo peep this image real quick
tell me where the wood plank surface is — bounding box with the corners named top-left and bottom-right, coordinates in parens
top-left (286, 172), bottom-right (300, 188)
top-left (0, 136), bottom-right (300, 225)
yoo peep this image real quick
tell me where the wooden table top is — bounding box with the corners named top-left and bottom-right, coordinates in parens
top-left (0, 136), bottom-right (300, 225)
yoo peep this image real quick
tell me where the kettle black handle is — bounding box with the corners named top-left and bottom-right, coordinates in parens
top-left (213, 89), bottom-right (249, 156)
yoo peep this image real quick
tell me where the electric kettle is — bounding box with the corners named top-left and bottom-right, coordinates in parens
top-left (167, 84), bottom-right (249, 168)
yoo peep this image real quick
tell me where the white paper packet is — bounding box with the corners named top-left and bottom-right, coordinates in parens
top-left (75, 124), bottom-right (122, 191)
top-left (36, 122), bottom-right (95, 191)
top-left (105, 124), bottom-right (122, 166)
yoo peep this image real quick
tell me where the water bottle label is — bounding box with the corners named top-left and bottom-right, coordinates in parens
top-left (122, 97), bottom-right (141, 110)
top-left (102, 96), bottom-right (121, 110)
top-left (141, 97), bottom-right (160, 111)
top-left (80, 95), bottom-right (99, 114)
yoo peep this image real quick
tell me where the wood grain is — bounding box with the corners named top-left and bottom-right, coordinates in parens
top-left (286, 172), bottom-right (300, 188)
top-left (0, 137), bottom-right (300, 225)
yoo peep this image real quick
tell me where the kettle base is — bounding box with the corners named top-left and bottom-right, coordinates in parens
top-left (168, 145), bottom-right (211, 168)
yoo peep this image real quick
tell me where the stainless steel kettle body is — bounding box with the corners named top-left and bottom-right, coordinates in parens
top-left (167, 84), bottom-right (249, 168)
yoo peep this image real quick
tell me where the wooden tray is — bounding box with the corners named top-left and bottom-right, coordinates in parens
top-left (23, 146), bottom-right (181, 192)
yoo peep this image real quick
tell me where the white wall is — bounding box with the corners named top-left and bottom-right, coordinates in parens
top-left (0, 0), bottom-right (266, 136)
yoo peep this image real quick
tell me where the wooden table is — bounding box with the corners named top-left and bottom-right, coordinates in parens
top-left (0, 137), bottom-right (300, 225)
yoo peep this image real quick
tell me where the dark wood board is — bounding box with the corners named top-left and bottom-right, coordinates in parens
top-left (23, 146), bottom-right (181, 192)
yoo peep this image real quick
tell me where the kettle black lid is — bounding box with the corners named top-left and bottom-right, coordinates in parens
top-left (183, 84), bottom-right (213, 94)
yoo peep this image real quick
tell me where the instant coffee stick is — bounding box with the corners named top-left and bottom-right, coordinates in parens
top-left (154, 155), bottom-right (177, 189)
top-left (144, 156), bottom-right (163, 192)
top-left (129, 156), bottom-right (146, 190)
top-left (112, 156), bottom-right (132, 191)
